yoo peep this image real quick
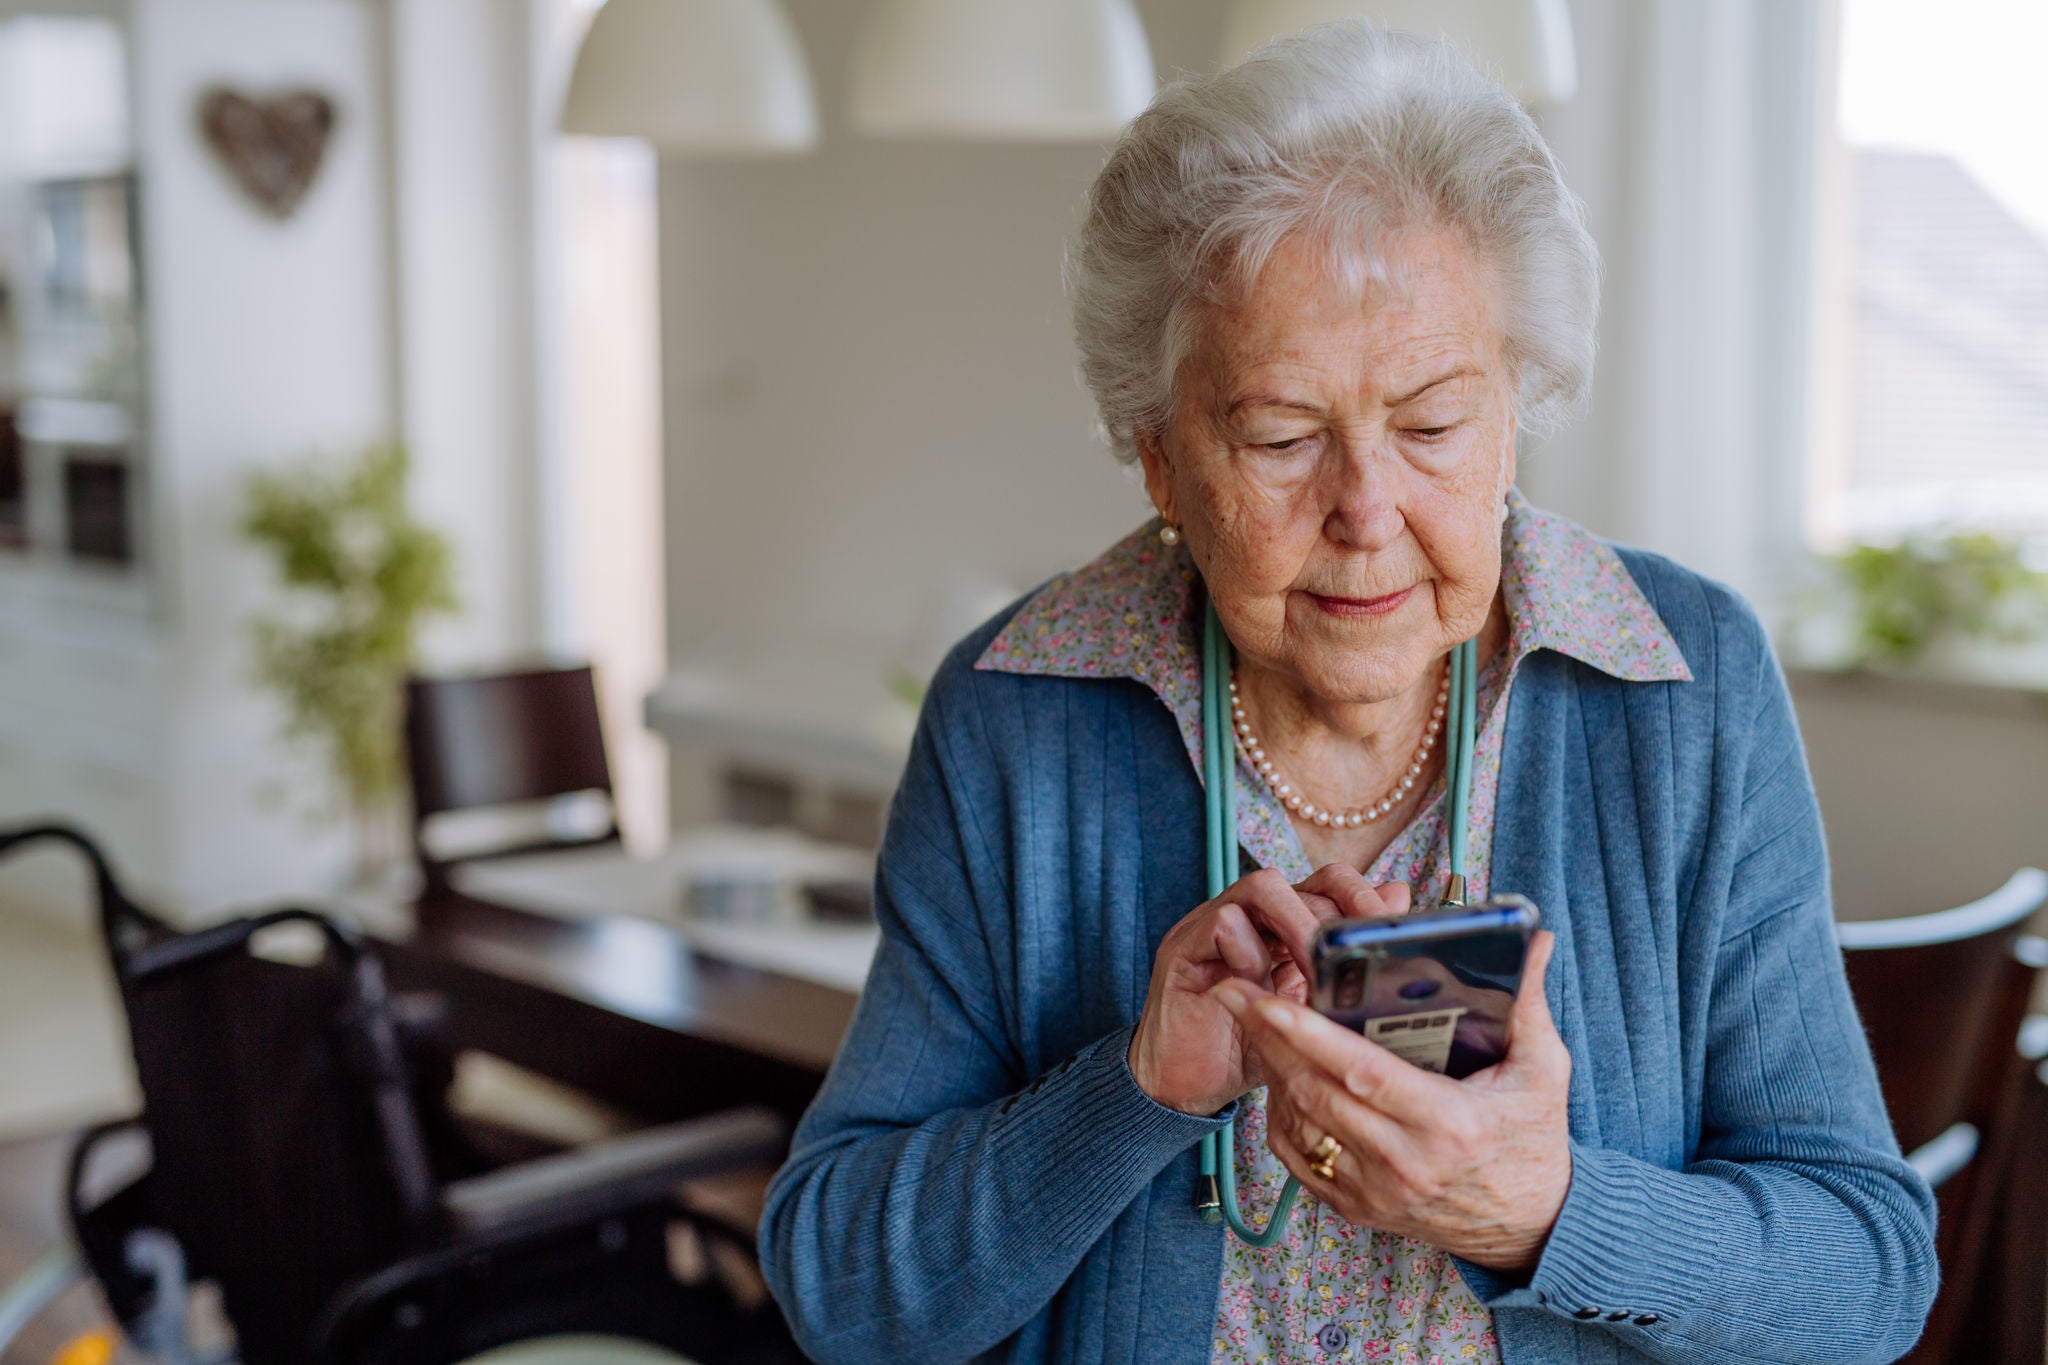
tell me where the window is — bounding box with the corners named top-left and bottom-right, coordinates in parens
top-left (1809, 0), bottom-right (2048, 550)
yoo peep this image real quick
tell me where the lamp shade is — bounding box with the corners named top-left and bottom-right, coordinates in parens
top-left (1217, 0), bottom-right (1576, 107)
top-left (849, 0), bottom-right (1157, 141)
top-left (559, 0), bottom-right (818, 156)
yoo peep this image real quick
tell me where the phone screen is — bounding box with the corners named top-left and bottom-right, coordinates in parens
top-left (1311, 898), bottom-right (1538, 1079)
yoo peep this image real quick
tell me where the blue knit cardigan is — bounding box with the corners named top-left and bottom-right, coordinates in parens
top-left (759, 546), bottom-right (1938, 1364)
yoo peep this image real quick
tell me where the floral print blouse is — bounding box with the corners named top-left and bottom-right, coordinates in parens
top-left (976, 489), bottom-right (1691, 1365)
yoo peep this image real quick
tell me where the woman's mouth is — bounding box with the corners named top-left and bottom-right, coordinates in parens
top-left (1308, 586), bottom-right (1414, 619)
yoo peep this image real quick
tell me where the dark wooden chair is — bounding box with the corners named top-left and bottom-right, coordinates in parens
top-left (404, 665), bottom-right (622, 892)
top-left (1985, 1033), bottom-right (2048, 1362)
top-left (1838, 867), bottom-right (2048, 1364)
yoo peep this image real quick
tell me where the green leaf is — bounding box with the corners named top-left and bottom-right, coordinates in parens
top-left (242, 441), bottom-right (460, 819)
top-left (1829, 529), bottom-right (2048, 667)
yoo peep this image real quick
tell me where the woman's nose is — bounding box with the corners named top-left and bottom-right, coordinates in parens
top-left (1320, 437), bottom-right (1405, 551)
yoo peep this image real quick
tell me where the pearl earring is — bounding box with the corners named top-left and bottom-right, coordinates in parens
top-left (1158, 524), bottom-right (1181, 547)
top-left (1498, 500), bottom-right (1511, 526)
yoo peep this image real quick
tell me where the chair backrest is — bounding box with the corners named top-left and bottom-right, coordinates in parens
top-left (404, 665), bottom-right (619, 882)
top-left (0, 404), bottom-right (22, 546)
top-left (1839, 868), bottom-right (2048, 1154)
top-left (115, 914), bottom-right (438, 1365)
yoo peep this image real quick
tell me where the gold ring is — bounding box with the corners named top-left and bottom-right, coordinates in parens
top-left (1308, 1134), bottom-right (1343, 1181)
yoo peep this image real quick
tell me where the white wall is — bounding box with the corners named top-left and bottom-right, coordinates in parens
top-left (546, 135), bottom-right (670, 848)
top-left (387, 0), bottom-right (547, 672)
top-left (1791, 673), bottom-right (2048, 921)
top-left (134, 0), bottom-right (397, 907)
top-left (656, 0), bottom-right (1228, 677)
top-left (533, 0), bottom-right (671, 851)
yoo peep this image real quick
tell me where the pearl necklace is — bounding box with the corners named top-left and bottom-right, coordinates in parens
top-left (1228, 664), bottom-right (1449, 828)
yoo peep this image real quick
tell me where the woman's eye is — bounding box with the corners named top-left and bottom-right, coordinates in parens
top-left (1254, 435), bottom-right (1317, 453)
top-left (1407, 425), bottom-right (1453, 441)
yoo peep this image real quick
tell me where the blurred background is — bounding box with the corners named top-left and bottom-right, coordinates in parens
top-left (0, 1), bottom-right (2043, 1362)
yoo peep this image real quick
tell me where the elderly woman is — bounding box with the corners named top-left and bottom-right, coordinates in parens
top-left (760, 23), bottom-right (1935, 1365)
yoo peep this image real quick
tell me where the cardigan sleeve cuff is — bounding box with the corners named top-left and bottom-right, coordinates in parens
top-left (984, 1023), bottom-right (1234, 1241)
top-left (1456, 1141), bottom-right (1722, 1332)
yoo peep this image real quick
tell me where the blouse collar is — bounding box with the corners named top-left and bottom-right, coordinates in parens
top-left (985, 485), bottom-right (1685, 667)
top-left (974, 489), bottom-right (1692, 781)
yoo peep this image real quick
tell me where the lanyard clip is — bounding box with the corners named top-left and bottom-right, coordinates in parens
top-left (1443, 873), bottom-right (1468, 907)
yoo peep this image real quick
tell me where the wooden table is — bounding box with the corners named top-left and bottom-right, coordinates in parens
top-left (376, 889), bottom-right (859, 1126)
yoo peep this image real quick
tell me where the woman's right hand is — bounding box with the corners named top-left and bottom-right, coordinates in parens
top-left (1128, 865), bottom-right (1410, 1115)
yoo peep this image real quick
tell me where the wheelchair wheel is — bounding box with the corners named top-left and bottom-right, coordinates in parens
top-left (457, 1337), bottom-right (697, 1364)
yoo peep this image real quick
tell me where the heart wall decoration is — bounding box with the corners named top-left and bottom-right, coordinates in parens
top-left (198, 88), bottom-right (338, 220)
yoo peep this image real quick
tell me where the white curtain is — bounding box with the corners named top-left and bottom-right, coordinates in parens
top-left (1520, 0), bottom-right (1830, 612)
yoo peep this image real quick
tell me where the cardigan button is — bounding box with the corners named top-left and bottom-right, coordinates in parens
top-left (1605, 1310), bottom-right (1633, 1322)
top-left (1572, 1307), bottom-right (1602, 1320)
top-left (1634, 1314), bottom-right (1661, 1326)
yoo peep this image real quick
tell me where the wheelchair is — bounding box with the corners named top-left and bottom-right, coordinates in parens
top-left (0, 824), bottom-right (804, 1365)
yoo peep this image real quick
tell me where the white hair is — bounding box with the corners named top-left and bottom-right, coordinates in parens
top-left (1069, 21), bottom-right (1600, 464)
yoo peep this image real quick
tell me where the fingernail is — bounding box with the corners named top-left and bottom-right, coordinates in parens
top-left (1254, 998), bottom-right (1292, 1030)
top-left (1214, 981), bottom-right (1248, 1014)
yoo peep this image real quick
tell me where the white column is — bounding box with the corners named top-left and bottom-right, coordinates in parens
top-left (385, 0), bottom-right (547, 670)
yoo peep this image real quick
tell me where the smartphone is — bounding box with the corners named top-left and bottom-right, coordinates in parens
top-left (1309, 895), bottom-right (1540, 1079)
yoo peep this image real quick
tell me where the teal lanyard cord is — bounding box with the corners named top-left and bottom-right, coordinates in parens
top-left (1444, 633), bottom-right (1479, 905)
top-left (1200, 598), bottom-right (1295, 1242)
top-left (1195, 600), bottom-right (1478, 1242)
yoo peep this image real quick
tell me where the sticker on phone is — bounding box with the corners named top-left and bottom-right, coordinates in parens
top-left (1364, 1006), bottom-right (1467, 1074)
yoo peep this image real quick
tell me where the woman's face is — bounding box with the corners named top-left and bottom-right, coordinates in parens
top-left (1137, 226), bottom-right (1517, 705)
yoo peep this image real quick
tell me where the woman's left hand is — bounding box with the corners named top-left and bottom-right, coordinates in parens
top-left (1215, 931), bottom-right (1573, 1273)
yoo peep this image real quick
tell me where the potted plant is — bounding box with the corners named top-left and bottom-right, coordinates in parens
top-left (1797, 529), bottom-right (2048, 687)
top-left (243, 442), bottom-right (457, 882)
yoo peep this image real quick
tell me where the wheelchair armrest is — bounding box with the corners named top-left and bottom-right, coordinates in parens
top-left (1905, 1120), bottom-right (1979, 1190)
top-left (0, 1247), bottom-right (83, 1353)
top-left (440, 1105), bottom-right (787, 1239)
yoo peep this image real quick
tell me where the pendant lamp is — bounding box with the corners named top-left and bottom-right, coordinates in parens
top-left (1217, 0), bottom-right (1576, 107)
top-left (849, 0), bottom-right (1157, 141)
top-left (559, 0), bottom-right (819, 156)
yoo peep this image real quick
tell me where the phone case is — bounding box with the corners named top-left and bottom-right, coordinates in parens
top-left (1309, 895), bottom-right (1540, 1079)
